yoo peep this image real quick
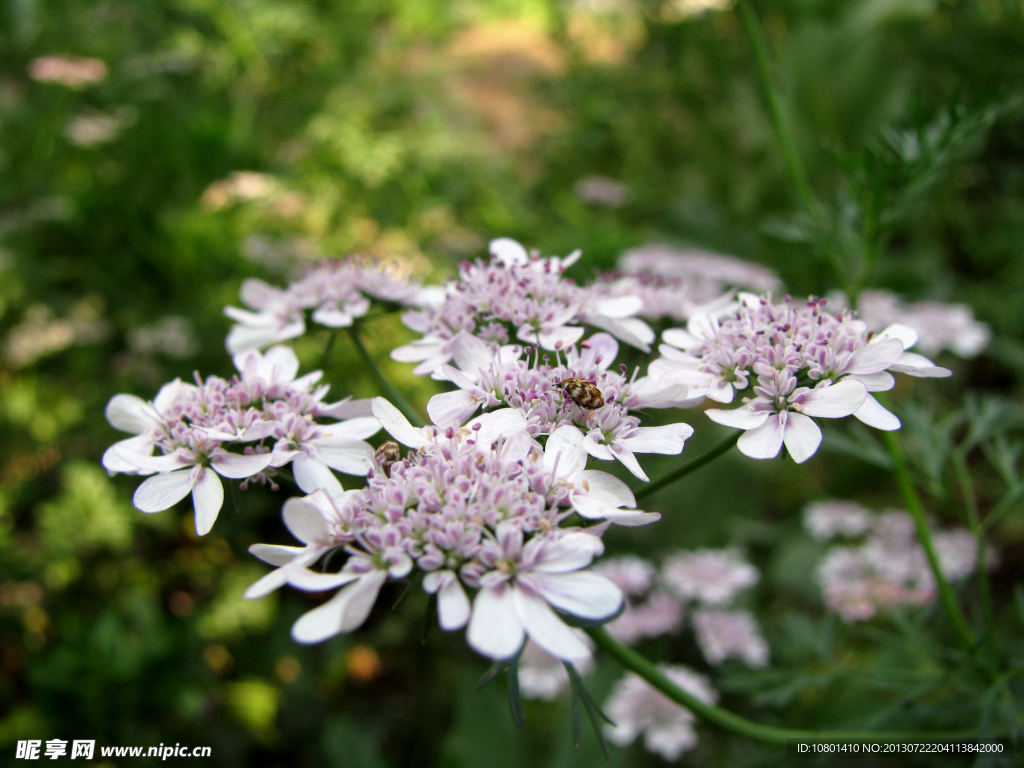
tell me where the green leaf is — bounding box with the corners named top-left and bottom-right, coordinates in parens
top-left (506, 647), bottom-right (526, 730)
top-left (564, 662), bottom-right (612, 760)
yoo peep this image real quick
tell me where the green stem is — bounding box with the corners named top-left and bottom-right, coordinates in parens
top-left (321, 331), bottom-right (337, 371)
top-left (882, 430), bottom-right (976, 651)
top-left (346, 325), bottom-right (425, 428)
top-left (951, 450), bottom-right (996, 640)
top-left (634, 432), bottom-right (740, 503)
top-left (586, 626), bottom-right (973, 746)
top-left (737, 0), bottom-right (818, 217)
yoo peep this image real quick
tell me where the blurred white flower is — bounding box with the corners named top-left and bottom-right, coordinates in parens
top-left (603, 665), bottom-right (717, 760)
top-left (29, 55), bottom-right (107, 88)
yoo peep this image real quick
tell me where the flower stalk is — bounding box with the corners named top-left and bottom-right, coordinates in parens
top-left (634, 432), bottom-right (740, 502)
top-left (737, 0), bottom-right (818, 219)
top-left (586, 625), bottom-right (975, 746)
top-left (882, 429), bottom-right (976, 651)
top-left (346, 324), bottom-right (425, 428)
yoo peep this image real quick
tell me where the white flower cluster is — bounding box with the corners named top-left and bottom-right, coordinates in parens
top-left (831, 289), bottom-right (990, 358)
top-left (225, 258), bottom-right (434, 353)
top-left (806, 500), bottom-right (994, 622)
top-left (651, 293), bottom-right (952, 462)
top-left (98, 235), bottom-right (981, 753)
top-left (102, 346), bottom-right (377, 534)
top-left (245, 402), bottom-right (651, 659)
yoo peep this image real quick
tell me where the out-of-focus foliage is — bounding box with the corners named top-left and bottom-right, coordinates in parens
top-left (1, 0), bottom-right (1023, 765)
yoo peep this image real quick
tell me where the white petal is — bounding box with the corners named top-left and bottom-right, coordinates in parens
top-left (535, 324), bottom-right (586, 351)
top-left (153, 378), bottom-right (188, 412)
top-left (798, 380), bottom-right (866, 419)
top-left (427, 389), bottom-right (480, 427)
top-left (249, 543), bottom-right (307, 566)
top-left (105, 394), bottom-right (155, 433)
top-left (489, 237), bottom-right (529, 264)
top-left (467, 584), bottom-right (525, 660)
top-left (544, 425), bottom-right (587, 477)
top-left (847, 372), bottom-right (894, 392)
top-left (601, 511), bottom-right (662, 526)
top-left (244, 569), bottom-right (290, 599)
top-left (319, 417), bottom-right (381, 441)
top-left (225, 318), bottom-right (305, 354)
top-left (371, 397), bottom-right (427, 449)
top-left (315, 440), bottom-right (374, 476)
top-left (531, 572), bottom-right (623, 620)
top-left (533, 532), bottom-right (604, 573)
top-left (688, 313), bottom-right (720, 341)
top-left (133, 469), bottom-right (195, 513)
top-left (661, 327), bottom-right (702, 351)
top-left (706, 408), bottom-right (770, 430)
top-left (875, 323), bottom-right (919, 350)
top-left (239, 277), bottom-right (284, 309)
top-left (611, 444), bottom-right (648, 481)
top-left (782, 412), bottom-right (822, 464)
top-left (115, 448), bottom-right (190, 473)
top-left (102, 434), bottom-right (153, 474)
top-left (315, 397), bottom-right (374, 420)
top-left (593, 295), bottom-right (643, 318)
top-left (245, 548), bottom-right (325, 599)
top-left (736, 415), bottom-right (784, 459)
top-left (433, 574), bottom-right (471, 631)
top-left (513, 588), bottom-right (591, 661)
top-left (192, 467), bottom-right (224, 536)
top-left (572, 495), bottom-right (656, 524)
top-left (853, 393), bottom-right (901, 430)
top-left (628, 376), bottom-right (702, 409)
top-left (291, 571), bottom-right (388, 644)
top-left (468, 408), bottom-right (528, 448)
top-left (449, 331), bottom-right (495, 378)
top-left (211, 450), bottom-right (274, 479)
top-left (845, 338), bottom-right (904, 375)
top-left (578, 470), bottom-right (635, 508)
top-left (262, 345), bottom-right (301, 382)
top-left (889, 352), bottom-right (952, 378)
top-left (587, 315), bottom-right (653, 351)
top-left (286, 568), bottom-right (361, 591)
top-left (291, 456), bottom-right (344, 497)
top-left (582, 437), bottom-right (615, 461)
top-left (283, 495), bottom-right (331, 544)
top-left (310, 306), bottom-right (354, 327)
top-left (619, 423), bottom-right (693, 454)
top-left (390, 339), bottom-right (442, 363)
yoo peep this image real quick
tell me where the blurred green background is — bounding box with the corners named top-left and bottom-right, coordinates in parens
top-left (2, 0), bottom-right (1024, 765)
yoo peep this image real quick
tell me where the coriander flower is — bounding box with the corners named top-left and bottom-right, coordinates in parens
top-left (653, 294), bottom-right (952, 462)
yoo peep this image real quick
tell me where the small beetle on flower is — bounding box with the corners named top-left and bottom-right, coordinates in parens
top-left (560, 377), bottom-right (606, 410)
top-left (373, 440), bottom-right (401, 477)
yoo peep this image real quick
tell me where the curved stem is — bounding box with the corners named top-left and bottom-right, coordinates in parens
top-left (634, 432), bottom-right (740, 503)
top-left (586, 626), bottom-right (976, 746)
top-left (346, 325), bottom-right (425, 428)
top-left (737, 0), bottom-right (818, 218)
top-left (882, 430), bottom-right (976, 651)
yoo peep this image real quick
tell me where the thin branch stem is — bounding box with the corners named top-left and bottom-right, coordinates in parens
top-left (634, 432), bottom-right (740, 503)
top-left (346, 325), bottom-right (425, 428)
top-left (586, 626), bottom-right (975, 746)
top-left (882, 430), bottom-right (976, 651)
top-left (737, 0), bottom-right (818, 217)
top-left (951, 450), bottom-right (996, 640)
